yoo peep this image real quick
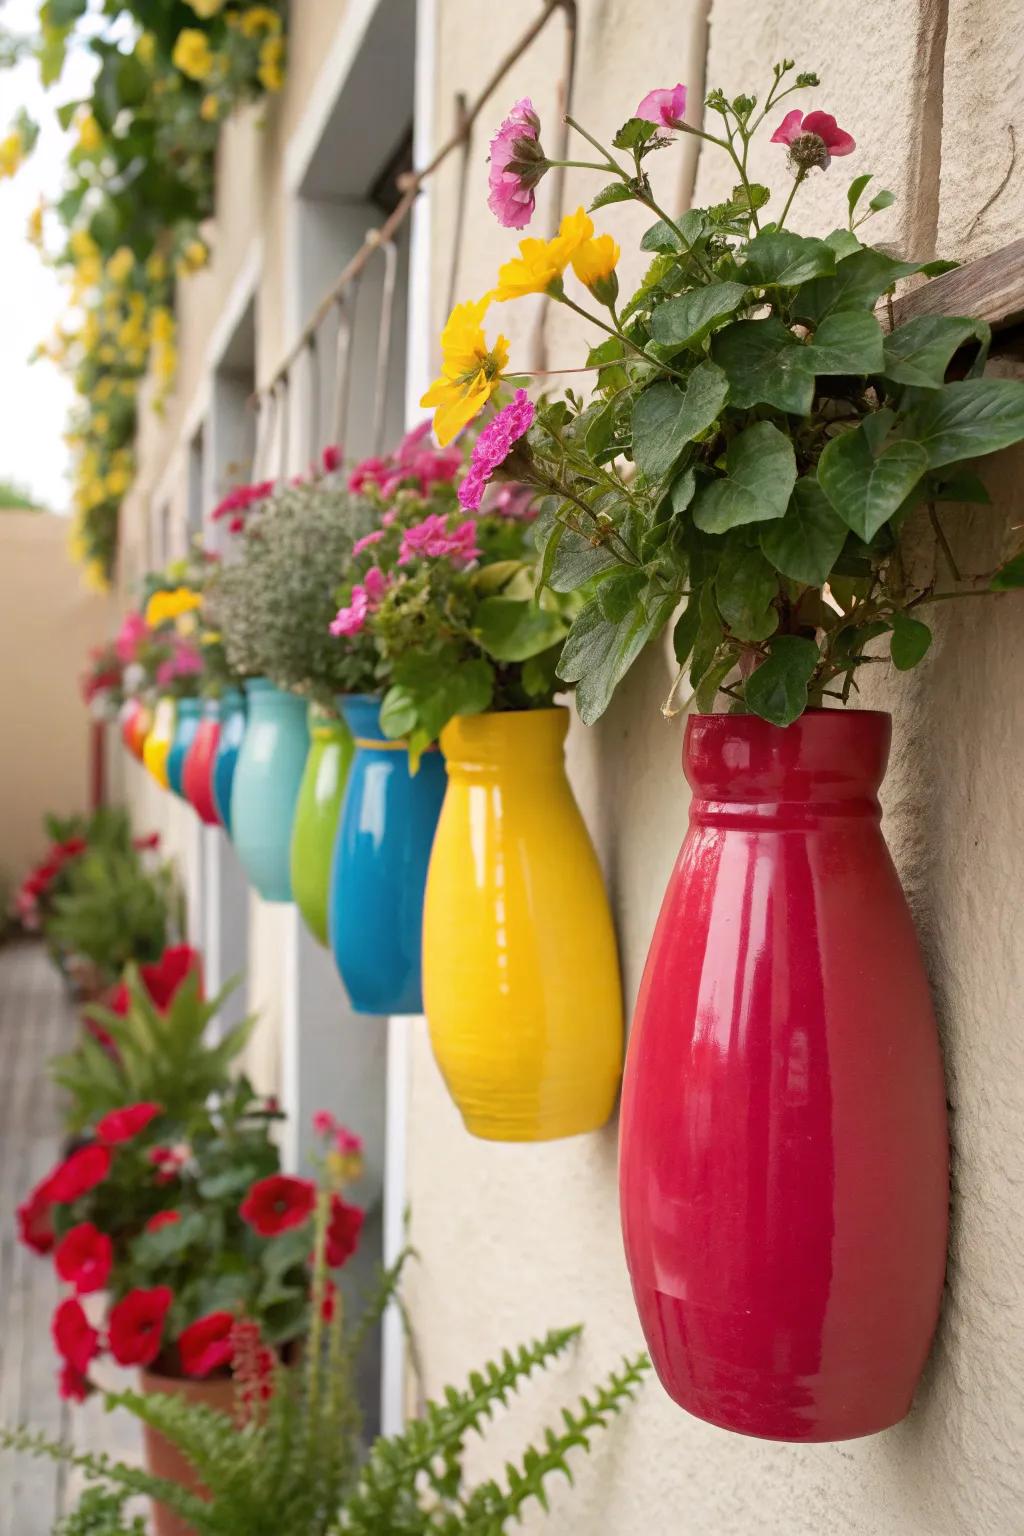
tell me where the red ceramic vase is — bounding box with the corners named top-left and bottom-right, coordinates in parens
top-left (619, 710), bottom-right (948, 1442)
top-left (182, 706), bottom-right (222, 825)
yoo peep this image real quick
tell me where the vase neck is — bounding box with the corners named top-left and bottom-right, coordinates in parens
top-left (440, 709), bottom-right (569, 777)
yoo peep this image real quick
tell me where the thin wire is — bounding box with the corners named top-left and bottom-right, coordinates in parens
top-left (306, 332), bottom-right (320, 469)
top-left (372, 241), bottom-right (399, 454)
top-left (445, 92), bottom-right (472, 315)
top-left (332, 286), bottom-right (359, 449)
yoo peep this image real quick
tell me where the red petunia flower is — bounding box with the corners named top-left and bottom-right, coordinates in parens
top-left (54, 1222), bottom-right (113, 1295)
top-left (770, 108), bottom-right (856, 169)
top-left (48, 1144), bottom-right (112, 1204)
top-left (52, 1297), bottom-right (100, 1374)
top-left (320, 1279), bottom-right (338, 1323)
top-left (108, 1286), bottom-right (174, 1367)
top-left (240, 1175), bottom-right (316, 1237)
top-left (96, 1101), bottom-right (163, 1146)
top-left (145, 1210), bottom-right (182, 1233)
top-left (105, 946), bottom-right (203, 1020)
top-left (178, 1311), bottom-right (235, 1377)
top-left (17, 1172), bottom-right (59, 1253)
top-left (58, 1361), bottom-right (92, 1403)
top-left (325, 1195), bottom-right (364, 1269)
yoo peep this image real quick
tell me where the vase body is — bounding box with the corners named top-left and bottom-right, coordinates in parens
top-left (142, 696), bottom-right (177, 789)
top-left (182, 698), bottom-right (223, 825)
top-left (130, 701), bottom-right (153, 761)
top-left (212, 688), bottom-right (246, 834)
top-left (230, 680), bottom-right (310, 901)
top-left (166, 698), bottom-right (200, 799)
top-left (328, 694), bottom-right (446, 1013)
top-left (424, 708), bottom-right (623, 1140)
top-left (290, 705), bottom-right (354, 946)
top-left (120, 699), bottom-right (142, 755)
top-left (619, 711), bottom-right (948, 1443)
top-left (139, 1369), bottom-right (236, 1536)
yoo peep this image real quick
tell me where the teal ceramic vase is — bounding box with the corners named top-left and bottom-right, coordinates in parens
top-left (230, 679), bottom-right (310, 902)
top-left (213, 688), bottom-right (247, 835)
top-left (166, 698), bottom-right (201, 800)
top-left (289, 704), bottom-right (354, 946)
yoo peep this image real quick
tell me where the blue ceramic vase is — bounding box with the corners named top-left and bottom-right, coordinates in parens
top-left (328, 695), bottom-right (447, 1014)
top-left (166, 698), bottom-right (201, 799)
top-left (213, 689), bottom-right (247, 834)
top-left (230, 679), bottom-right (310, 902)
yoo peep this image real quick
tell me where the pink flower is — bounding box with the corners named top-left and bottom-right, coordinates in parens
top-left (770, 109), bottom-right (855, 168)
top-left (348, 457), bottom-right (390, 495)
top-left (352, 530), bottom-right (384, 558)
top-left (635, 84), bottom-right (688, 132)
top-left (488, 98), bottom-right (546, 229)
top-left (312, 1110), bottom-right (336, 1137)
top-left (398, 514), bottom-right (480, 566)
top-left (157, 637), bottom-right (203, 687)
top-left (490, 484), bottom-right (537, 520)
top-left (394, 421), bottom-right (433, 462)
top-left (363, 566), bottom-right (388, 601)
top-left (330, 588), bottom-right (371, 638)
top-left (458, 390), bottom-right (534, 511)
top-left (322, 444), bottom-right (342, 474)
top-left (334, 1127), bottom-right (363, 1158)
top-left (115, 612), bottom-right (149, 665)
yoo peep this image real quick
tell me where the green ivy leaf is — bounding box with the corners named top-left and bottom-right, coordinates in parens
top-left (796, 311), bottom-right (885, 375)
top-left (694, 651), bottom-right (739, 713)
top-left (649, 282), bottom-right (748, 349)
top-left (882, 315), bottom-right (991, 388)
top-left (714, 543), bottom-right (779, 642)
top-left (672, 598), bottom-right (701, 666)
top-left (640, 219), bottom-right (683, 253)
top-left (905, 378), bottom-right (1024, 466)
top-left (474, 597), bottom-right (566, 662)
top-left (990, 551), bottom-right (1024, 590)
top-left (869, 189), bottom-right (896, 212)
top-left (557, 590), bottom-right (674, 725)
top-left (590, 182), bottom-right (633, 211)
top-left (889, 611), bottom-right (932, 670)
top-left (759, 477), bottom-right (849, 585)
top-left (692, 421), bottom-right (796, 534)
top-left (612, 117), bottom-right (660, 151)
top-left (825, 228), bottom-right (863, 260)
top-left (711, 318), bottom-right (814, 414)
top-left (818, 420), bottom-right (928, 539)
top-left (793, 248), bottom-right (925, 324)
top-left (847, 173), bottom-right (874, 218)
top-left (598, 570), bottom-right (648, 623)
top-left (739, 230), bottom-right (837, 287)
top-left (744, 635), bottom-right (820, 725)
top-left (631, 363), bottom-right (729, 482)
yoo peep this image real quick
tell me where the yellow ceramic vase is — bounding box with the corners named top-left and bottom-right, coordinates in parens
top-left (142, 695), bottom-right (177, 789)
top-left (423, 707), bottom-right (623, 1141)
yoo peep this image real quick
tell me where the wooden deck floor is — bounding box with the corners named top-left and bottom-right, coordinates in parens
top-left (0, 941), bottom-right (142, 1533)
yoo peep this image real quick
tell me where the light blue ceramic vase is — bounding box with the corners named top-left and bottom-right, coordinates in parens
top-left (212, 688), bottom-right (247, 835)
top-left (166, 697), bottom-right (201, 799)
top-left (327, 694), bottom-right (447, 1014)
top-left (230, 679), bottom-right (310, 902)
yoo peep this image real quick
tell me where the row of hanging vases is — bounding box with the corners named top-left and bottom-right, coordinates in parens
top-left (123, 681), bottom-right (623, 1144)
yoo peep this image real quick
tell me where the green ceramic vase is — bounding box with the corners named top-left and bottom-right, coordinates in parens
top-left (289, 704), bottom-right (354, 945)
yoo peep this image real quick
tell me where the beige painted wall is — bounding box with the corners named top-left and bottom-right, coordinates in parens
top-left (0, 513), bottom-right (112, 885)
top-left (122, 0), bottom-right (1024, 1530)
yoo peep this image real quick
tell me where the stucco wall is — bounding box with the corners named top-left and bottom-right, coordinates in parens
top-left (120, 0), bottom-right (1024, 1529)
top-left (0, 513), bottom-right (112, 884)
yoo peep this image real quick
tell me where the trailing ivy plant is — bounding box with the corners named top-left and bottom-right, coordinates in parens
top-left (431, 61), bottom-right (1024, 726)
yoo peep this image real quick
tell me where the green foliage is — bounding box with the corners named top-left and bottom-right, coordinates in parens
top-left (46, 844), bottom-right (178, 983)
top-left (5, 1302), bottom-right (648, 1536)
top-left (508, 61), bottom-right (1024, 725)
top-left (55, 1487), bottom-right (146, 1536)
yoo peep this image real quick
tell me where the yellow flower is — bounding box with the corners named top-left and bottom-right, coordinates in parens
top-left (0, 133), bottom-right (24, 179)
top-left (420, 297), bottom-right (509, 446)
top-left (571, 233), bottom-right (620, 289)
top-left (258, 35), bottom-right (285, 91)
top-left (26, 198), bottom-right (44, 247)
top-left (172, 29), bottom-right (214, 81)
top-left (185, 0), bottom-right (226, 15)
top-left (137, 32), bottom-right (157, 66)
top-left (151, 307), bottom-right (175, 345)
top-left (146, 251), bottom-right (168, 284)
top-left (177, 240), bottom-right (209, 275)
top-left (493, 207), bottom-right (594, 301)
top-left (146, 587), bottom-right (202, 628)
top-left (105, 467), bottom-right (131, 497)
top-left (93, 412), bottom-right (110, 437)
top-left (200, 93), bottom-right (220, 122)
top-left (77, 112), bottom-right (102, 153)
top-left (240, 6), bottom-right (281, 36)
top-left (106, 246), bottom-right (135, 285)
top-left (83, 560), bottom-right (110, 593)
top-left (69, 228), bottom-right (98, 262)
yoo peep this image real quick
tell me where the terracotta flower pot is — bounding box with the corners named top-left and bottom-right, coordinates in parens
top-left (139, 1369), bottom-right (236, 1536)
top-left (619, 710), bottom-right (949, 1442)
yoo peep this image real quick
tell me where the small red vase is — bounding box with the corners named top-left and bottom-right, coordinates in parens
top-left (182, 703), bottom-right (222, 825)
top-left (620, 710), bottom-right (948, 1442)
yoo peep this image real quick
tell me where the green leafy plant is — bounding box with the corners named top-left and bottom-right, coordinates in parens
top-left (4, 1232), bottom-right (648, 1536)
top-left (444, 62), bottom-right (1024, 727)
top-left (54, 1487), bottom-right (146, 1536)
top-left (45, 840), bottom-right (179, 984)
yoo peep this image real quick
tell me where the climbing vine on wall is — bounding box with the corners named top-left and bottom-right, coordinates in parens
top-left (0, 1), bottom-right (289, 589)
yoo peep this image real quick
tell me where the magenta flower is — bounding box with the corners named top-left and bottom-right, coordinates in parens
top-left (322, 444), bottom-right (342, 474)
top-left (398, 514), bottom-right (480, 566)
top-left (770, 109), bottom-right (855, 169)
top-left (635, 84), bottom-right (687, 132)
top-left (394, 421), bottom-right (433, 461)
top-left (115, 612), bottom-right (149, 664)
top-left (352, 530), bottom-right (384, 557)
top-left (330, 588), bottom-right (370, 638)
top-left (488, 98), bottom-right (546, 230)
top-left (363, 565), bottom-right (388, 601)
top-left (490, 483), bottom-right (537, 520)
top-left (458, 390), bottom-right (535, 511)
top-left (348, 457), bottom-right (389, 495)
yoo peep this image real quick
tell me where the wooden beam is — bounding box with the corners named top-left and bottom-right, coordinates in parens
top-left (889, 237), bottom-right (1024, 332)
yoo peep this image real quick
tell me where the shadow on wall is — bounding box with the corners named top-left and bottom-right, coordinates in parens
top-left (0, 512), bottom-right (112, 881)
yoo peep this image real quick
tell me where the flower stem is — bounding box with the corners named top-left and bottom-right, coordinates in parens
top-left (775, 168), bottom-right (806, 231)
top-left (553, 291), bottom-right (687, 381)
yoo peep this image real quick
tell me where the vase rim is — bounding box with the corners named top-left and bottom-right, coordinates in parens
top-left (684, 708), bottom-right (892, 808)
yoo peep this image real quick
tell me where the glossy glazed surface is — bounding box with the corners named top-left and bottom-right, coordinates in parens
top-left (212, 689), bottom-right (246, 833)
top-left (290, 706), bottom-right (354, 946)
top-left (166, 698), bottom-right (200, 799)
top-left (142, 696), bottom-right (177, 789)
top-left (619, 711), bottom-right (949, 1442)
top-left (328, 695), bottom-right (446, 1014)
top-left (424, 709), bottom-right (623, 1141)
top-left (127, 701), bottom-right (153, 761)
top-left (230, 679), bottom-right (309, 902)
top-left (182, 700), bottom-right (222, 825)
